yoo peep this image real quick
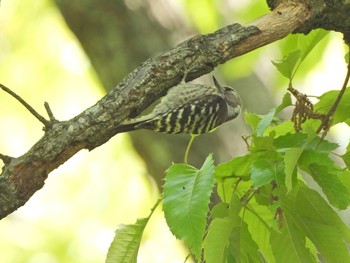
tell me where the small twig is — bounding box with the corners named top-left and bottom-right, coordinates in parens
top-left (0, 153), bottom-right (13, 165)
top-left (0, 83), bottom-right (51, 127)
top-left (44, 102), bottom-right (57, 122)
top-left (241, 135), bottom-right (251, 150)
top-left (316, 49), bottom-right (350, 134)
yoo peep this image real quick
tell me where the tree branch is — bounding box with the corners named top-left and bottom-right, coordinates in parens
top-left (0, 1), bottom-right (312, 219)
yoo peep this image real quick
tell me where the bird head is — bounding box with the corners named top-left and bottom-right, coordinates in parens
top-left (213, 76), bottom-right (242, 119)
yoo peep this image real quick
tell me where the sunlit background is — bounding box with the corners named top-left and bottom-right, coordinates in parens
top-left (0, 0), bottom-right (349, 262)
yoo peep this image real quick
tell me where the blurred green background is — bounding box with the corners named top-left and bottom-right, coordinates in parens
top-left (0, 0), bottom-right (348, 262)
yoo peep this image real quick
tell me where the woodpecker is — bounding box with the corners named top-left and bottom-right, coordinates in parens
top-left (115, 76), bottom-right (242, 134)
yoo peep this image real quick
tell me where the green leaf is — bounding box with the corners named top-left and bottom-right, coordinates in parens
top-left (276, 92), bottom-right (292, 114)
top-left (106, 218), bottom-right (148, 263)
top-left (298, 149), bottom-right (334, 167)
top-left (272, 29), bottom-right (327, 81)
top-left (314, 89), bottom-right (350, 125)
top-left (270, 188), bottom-right (318, 263)
top-left (203, 195), bottom-right (260, 263)
top-left (298, 29), bottom-right (328, 63)
top-left (228, 217), bottom-right (261, 263)
top-left (251, 136), bottom-right (276, 152)
top-left (284, 148), bottom-right (303, 191)
top-left (257, 108), bottom-right (276, 136)
top-left (296, 186), bottom-right (350, 242)
top-left (270, 214), bottom-right (317, 263)
top-left (210, 202), bottom-right (229, 219)
top-left (203, 216), bottom-right (234, 263)
top-left (295, 186), bottom-right (350, 262)
top-left (273, 133), bottom-right (307, 149)
top-left (215, 154), bottom-right (255, 179)
top-left (216, 177), bottom-right (237, 203)
top-left (272, 50), bottom-right (301, 79)
top-left (203, 195), bottom-right (241, 263)
top-left (298, 150), bottom-right (350, 209)
top-left (163, 154), bottom-right (215, 259)
top-left (244, 112), bottom-right (261, 132)
top-left (265, 120), bottom-right (295, 137)
top-left (256, 93), bottom-right (292, 137)
top-left (243, 199), bottom-right (276, 263)
top-left (248, 93), bottom-right (291, 137)
top-left (342, 150), bottom-right (350, 169)
top-left (308, 164), bottom-right (350, 210)
top-left (304, 136), bottom-right (338, 152)
top-left (301, 220), bottom-right (350, 263)
top-left (251, 159), bottom-right (275, 188)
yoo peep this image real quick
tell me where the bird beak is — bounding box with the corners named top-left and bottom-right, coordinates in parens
top-left (212, 76), bottom-right (221, 90)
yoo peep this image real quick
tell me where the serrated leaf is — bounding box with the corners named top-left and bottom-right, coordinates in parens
top-left (272, 50), bottom-right (301, 79)
top-left (251, 159), bottom-right (275, 188)
top-left (106, 218), bottom-right (148, 263)
top-left (298, 29), bottom-right (328, 62)
top-left (163, 154), bottom-right (215, 259)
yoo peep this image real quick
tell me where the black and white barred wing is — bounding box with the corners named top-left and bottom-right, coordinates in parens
top-left (134, 94), bottom-right (228, 134)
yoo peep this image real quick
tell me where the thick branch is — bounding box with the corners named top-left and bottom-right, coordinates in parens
top-left (268, 0), bottom-right (350, 40)
top-left (0, 1), bottom-right (310, 219)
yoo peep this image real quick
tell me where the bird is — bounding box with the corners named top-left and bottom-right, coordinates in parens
top-left (114, 76), bottom-right (242, 134)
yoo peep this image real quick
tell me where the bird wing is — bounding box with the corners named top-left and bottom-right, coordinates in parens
top-left (135, 93), bottom-right (226, 134)
top-left (152, 83), bottom-right (219, 116)
top-left (122, 83), bottom-right (220, 124)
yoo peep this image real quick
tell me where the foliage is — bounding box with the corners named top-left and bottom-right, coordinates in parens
top-left (107, 29), bottom-right (350, 262)
top-left (106, 199), bottom-right (161, 263)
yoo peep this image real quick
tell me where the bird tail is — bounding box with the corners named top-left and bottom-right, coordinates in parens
top-left (113, 117), bottom-right (149, 134)
top-left (113, 122), bottom-right (137, 134)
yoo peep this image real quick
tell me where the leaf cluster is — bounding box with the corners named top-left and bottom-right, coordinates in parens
top-left (105, 29), bottom-right (350, 262)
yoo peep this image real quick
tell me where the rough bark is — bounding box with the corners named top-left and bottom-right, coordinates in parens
top-left (267, 0), bottom-right (350, 41)
top-left (0, 0), bottom-right (343, 219)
